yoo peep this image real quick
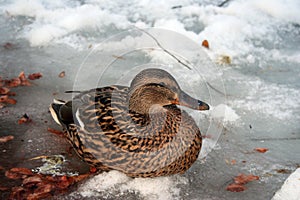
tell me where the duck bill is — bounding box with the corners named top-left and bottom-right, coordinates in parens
top-left (177, 91), bottom-right (210, 110)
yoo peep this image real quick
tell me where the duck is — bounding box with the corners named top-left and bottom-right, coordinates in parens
top-left (49, 68), bottom-right (209, 178)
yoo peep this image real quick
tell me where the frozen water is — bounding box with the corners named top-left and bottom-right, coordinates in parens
top-left (0, 0), bottom-right (300, 199)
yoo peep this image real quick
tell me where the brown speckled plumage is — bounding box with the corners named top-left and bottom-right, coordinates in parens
top-left (50, 68), bottom-right (209, 177)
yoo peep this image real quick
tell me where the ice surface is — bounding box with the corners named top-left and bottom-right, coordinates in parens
top-left (1, 0), bottom-right (300, 199)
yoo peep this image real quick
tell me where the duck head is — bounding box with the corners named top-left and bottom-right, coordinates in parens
top-left (128, 68), bottom-right (210, 114)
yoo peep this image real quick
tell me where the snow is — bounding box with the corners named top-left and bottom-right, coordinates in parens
top-left (76, 170), bottom-right (187, 200)
top-left (272, 168), bottom-right (300, 200)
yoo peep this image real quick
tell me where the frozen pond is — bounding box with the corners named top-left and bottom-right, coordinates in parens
top-left (1, 0), bottom-right (300, 199)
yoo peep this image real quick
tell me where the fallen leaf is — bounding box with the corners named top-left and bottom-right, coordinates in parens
top-left (0, 186), bottom-right (9, 191)
top-left (0, 87), bottom-right (10, 94)
top-left (0, 95), bottom-right (8, 102)
top-left (3, 42), bottom-right (14, 49)
top-left (5, 77), bottom-right (21, 87)
top-left (234, 174), bottom-right (259, 185)
top-left (89, 166), bottom-right (97, 173)
top-left (276, 169), bottom-right (291, 174)
top-left (5, 97), bottom-right (17, 104)
top-left (28, 73), bottom-right (43, 80)
top-left (9, 186), bottom-right (25, 199)
top-left (26, 184), bottom-right (53, 200)
top-left (10, 168), bottom-right (33, 175)
top-left (202, 40), bottom-right (209, 48)
top-left (0, 135), bottom-right (14, 143)
top-left (226, 183), bottom-right (246, 192)
top-left (18, 113), bottom-right (31, 124)
top-left (226, 173), bottom-right (259, 192)
top-left (47, 127), bottom-right (64, 136)
top-left (23, 175), bottom-right (43, 186)
top-left (58, 71), bottom-right (65, 78)
top-left (254, 148), bottom-right (268, 153)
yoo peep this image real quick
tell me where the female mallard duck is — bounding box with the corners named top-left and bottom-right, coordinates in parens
top-left (50, 68), bottom-right (209, 178)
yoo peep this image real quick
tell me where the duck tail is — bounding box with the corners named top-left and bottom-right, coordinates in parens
top-left (49, 99), bottom-right (66, 126)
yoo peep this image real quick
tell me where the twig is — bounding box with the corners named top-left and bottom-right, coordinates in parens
top-left (136, 27), bottom-right (192, 70)
top-left (218, 0), bottom-right (232, 7)
top-left (136, 27), bottom-right (229, 97)
top-left (206, 82), bottom-right (227, 96)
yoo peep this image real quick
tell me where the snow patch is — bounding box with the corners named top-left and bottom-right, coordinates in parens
top-left (76, 170), bottom-right (187, 200)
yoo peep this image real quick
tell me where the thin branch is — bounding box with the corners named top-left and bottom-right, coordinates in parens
top-left (218, 0), bottom-right (232, 7)
top-left (136, 27), bottom-right (192, 70)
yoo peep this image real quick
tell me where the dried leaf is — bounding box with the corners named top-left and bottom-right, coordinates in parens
top-left (89, 166), bottom-right (97, 173)
top-left (0, 87), bottom-right (10, 95)
top-left (0, 186), bottom-right (9, 191)
top-left (5, 170), bottom-right (22, 179)
top-left (18, 113), bottom-right (31, 124)
top-left (28, 73), bottom-right (43, 80)
top-left (18, 72), bottom-right (31, 86)
top-left (226, 183), bottom-right (246, 192)
top-left (27, 184), bottom-right (53, 200)
top-left (5, 77), bottom-right (21, 87)
top-left (202, 39), bottom-right (209, 48)
top-left (9, 186), bottom-right (25, 199)
top-left (0, 95), bottom-right (8, 102)
top-left (3, 42), bottom-right (14, 49)
top-left (23, 175), bottom-right (42, 186)
top-left (10, 168), bottom-right (33, 175)
top-left (276, 169), bottom-right (291, 174)
top-left (234, 174), bottom-right (259, 185)
top-left (47, 127), bottom-right (64, 136)
top-left (7, 91), bottom-right (16, 96)
top-left (0, 135), bottom-right (14, 143)
top-left (58, 71), bottom-right (65, 78)
top-left (5, 98), bottom-right (17, 104)
top-left (254, 148), bottom-right (268, 153)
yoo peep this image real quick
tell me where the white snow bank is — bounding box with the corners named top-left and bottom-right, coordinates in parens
top-left (272, 168), bottom-right (300, 200)
top-left (211, 104), bottom-right (240, 123)
top-left (75, 170), bottom-right (187, 200)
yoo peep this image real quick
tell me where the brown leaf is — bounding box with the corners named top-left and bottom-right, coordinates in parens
top-left (47, 127), bottom-right (64, 136)
top-left (202, 39), bottom-right (209, 48)
top-left (0, 135), bottom-right (14, 143)
top-left (5, 77), bottom-right (21, 87)
top-left (234, 174), bottom-right (259, 185)
top-left (0, 186), bottom-right (9, 191)
top-left (6, 98), bottom-right (17, 104)
top-left (3, 42), bottom-right (14, 49)
top-left (0, 95), bottom-right (8, 102)
top-left (18, 113), bottom-right (31, 124)
top-left (71, 173), bottom-right (90, 182)
top-left (10, 167), bottom-right (34, 175)
top-left (7, 91), bottom-right (16, 96)
top-left (28, 73), bottom-right (43, 80)
top-left (0, 87), bottom-right (10, 94)
top-left (226, 183), bottom-right (246, 192)
top-left (23, 175), bottom-right (43, 186)
top-left (89, 166), bottom-right (97, 173)
top-left (5, 170), bottom-right (22, 179)
top-left (276, 169), bottom-right (291, 174)
top-left (9, 186), bottom-right (26, 199)
top-left (58, 71), bottom-right (65, 78)
top-left (254, 148), bottom-right (268, 153)
top-left (27, 184), bottom-right (53, 200)
top-left (18, 71), bottom-right (31, 86)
